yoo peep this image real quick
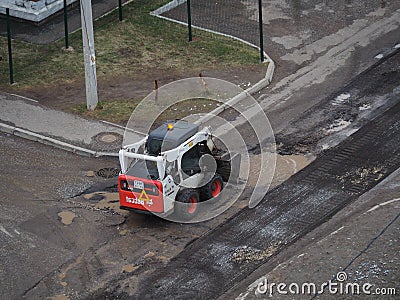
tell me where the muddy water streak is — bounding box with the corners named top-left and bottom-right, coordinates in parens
top-left (122, 264), bottom-right (139, 273)
top-left (274, 154), bottom-right (313, 184)
top-left (244, 153), bottom-right (314, 191)
top-left (49, 294), bottom-right (70, 300)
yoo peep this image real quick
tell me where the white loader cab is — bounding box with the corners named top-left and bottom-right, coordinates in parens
top-left (118, 120), bottom-right (240, 220)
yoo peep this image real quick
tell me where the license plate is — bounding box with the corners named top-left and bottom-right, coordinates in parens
top-left (134, 180), bottom-right (144, 190)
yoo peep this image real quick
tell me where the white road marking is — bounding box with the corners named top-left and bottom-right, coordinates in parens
top-left (283, 156), bottom-right (298, 173)
top-left (330, 226), bottom-right (345, 236)
top-left (367, 198), bottom-right (400, 212)
top-left (0, 225), bottom-right (13, 238)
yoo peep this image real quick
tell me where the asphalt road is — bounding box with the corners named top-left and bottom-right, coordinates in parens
top-left (130, 60), bottom-right (400, 300)
top-left (0, 134), bottom-right (118, 299)
top-left (0, 2), bottom-right (399, 299)
top-left (235, 167), bottom-right (400, 300)
top-left (276, 47), bottom-right (400, 155)
top-left (0, 133), bottom-right (254, 299)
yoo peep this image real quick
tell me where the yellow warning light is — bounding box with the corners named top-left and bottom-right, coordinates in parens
top-left (167, 123), bottom-right (174, 130)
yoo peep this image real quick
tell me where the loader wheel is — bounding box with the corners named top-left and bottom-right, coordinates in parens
top-left (175, 189), bottom-right (200, 221)
top-left (201, 174), bottom-right (224, 200)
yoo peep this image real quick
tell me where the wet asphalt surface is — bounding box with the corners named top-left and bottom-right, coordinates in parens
top-left (164, 0), bottom-right (400, 81)
top-left (0, 132), bottom-right (254, 299)
top-left (0, 1), bottom-right (399, 299)
top-left (235, 167), bottom-right (400, 300)
top-left (128, 56), bottom-right (400, 299)
top-left (276, 47), bottom-right (400, 155)
top-left (0, 133), bottom-right (119, 299)
top-left (15, 44), bottom-right (394, 299)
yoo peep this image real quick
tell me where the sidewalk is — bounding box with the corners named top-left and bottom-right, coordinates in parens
top-left (0, 92), bottom-right (141, 157)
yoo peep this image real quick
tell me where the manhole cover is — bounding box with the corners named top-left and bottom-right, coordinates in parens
top-left (95, 132), bottom-right (122, 144)
top-left (97, 167), bottom-right (120, 178)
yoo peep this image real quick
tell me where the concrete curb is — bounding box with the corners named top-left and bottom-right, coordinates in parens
top-left (0, 121), bottom-right (119, 158)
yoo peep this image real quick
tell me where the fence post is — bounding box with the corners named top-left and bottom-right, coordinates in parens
top-left (63, 0), bottom-right (69, 49)
top-left (258, 0), bottom-right (264, 62)
top-left (187, 0), bottom-right (192, 41)
top-left (6, 8), bottom-right (14, 85)
top-left (118, 0), bottom-right (123, 21)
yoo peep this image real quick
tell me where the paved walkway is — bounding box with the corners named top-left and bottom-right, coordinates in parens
top-left (0, 92), bottom-right (142, 156)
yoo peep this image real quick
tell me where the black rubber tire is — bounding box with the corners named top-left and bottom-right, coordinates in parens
top-left (201, 174), bottom-right (224, 200)
top-left (174, 189), bottom-right (200, 221)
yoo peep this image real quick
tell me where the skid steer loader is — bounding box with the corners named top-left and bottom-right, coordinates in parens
top-left (118, 120), bottom-right (240, 220)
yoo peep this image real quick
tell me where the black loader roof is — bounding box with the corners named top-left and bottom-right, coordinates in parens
top-left (147, 121), bottom-right (199, 155)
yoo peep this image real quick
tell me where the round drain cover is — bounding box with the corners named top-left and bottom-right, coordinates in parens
top-left (97, 167), bottom-right (120, 178)
top-left (95, 132), bottom-right (122, 144)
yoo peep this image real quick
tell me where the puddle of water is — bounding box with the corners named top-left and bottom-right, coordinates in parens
top-left (59, 255), bottom-right (83, 287)
top-left (156, 255), bottom-right (169, 263)
top-left (122, 264), bottom-right (139, 273)
top-left (241, 153), bottom-right (313, 199)
top-left (144, 251), bottom-right (156, 259)
top-left (57, 211), bottom-right (76, 225)
top-left (84, 192), bottom-right (129, 216)
top-left (274, 154), bottom-right (313, 184)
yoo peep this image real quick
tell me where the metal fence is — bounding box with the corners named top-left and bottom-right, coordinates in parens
top-left (1, 0), bottom-right (264, 93)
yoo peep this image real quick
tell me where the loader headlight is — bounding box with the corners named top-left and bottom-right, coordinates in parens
top-left (120, 180), bottom-right (129, 191)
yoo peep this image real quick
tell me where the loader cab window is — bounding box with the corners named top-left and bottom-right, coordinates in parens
top-left (147, 138), bottom-right (174, 156)
top-left (181, 145), bottom-right (200, 176)
top-left (181, 143), bottom-right (210, 176)
top-left (126, 159), bottom-right (159, 180)
top-left (147, 139), bottom-right (162, 156)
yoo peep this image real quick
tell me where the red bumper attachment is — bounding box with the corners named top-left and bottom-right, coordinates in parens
top-left (118, 174), bottom-right (164, 213)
